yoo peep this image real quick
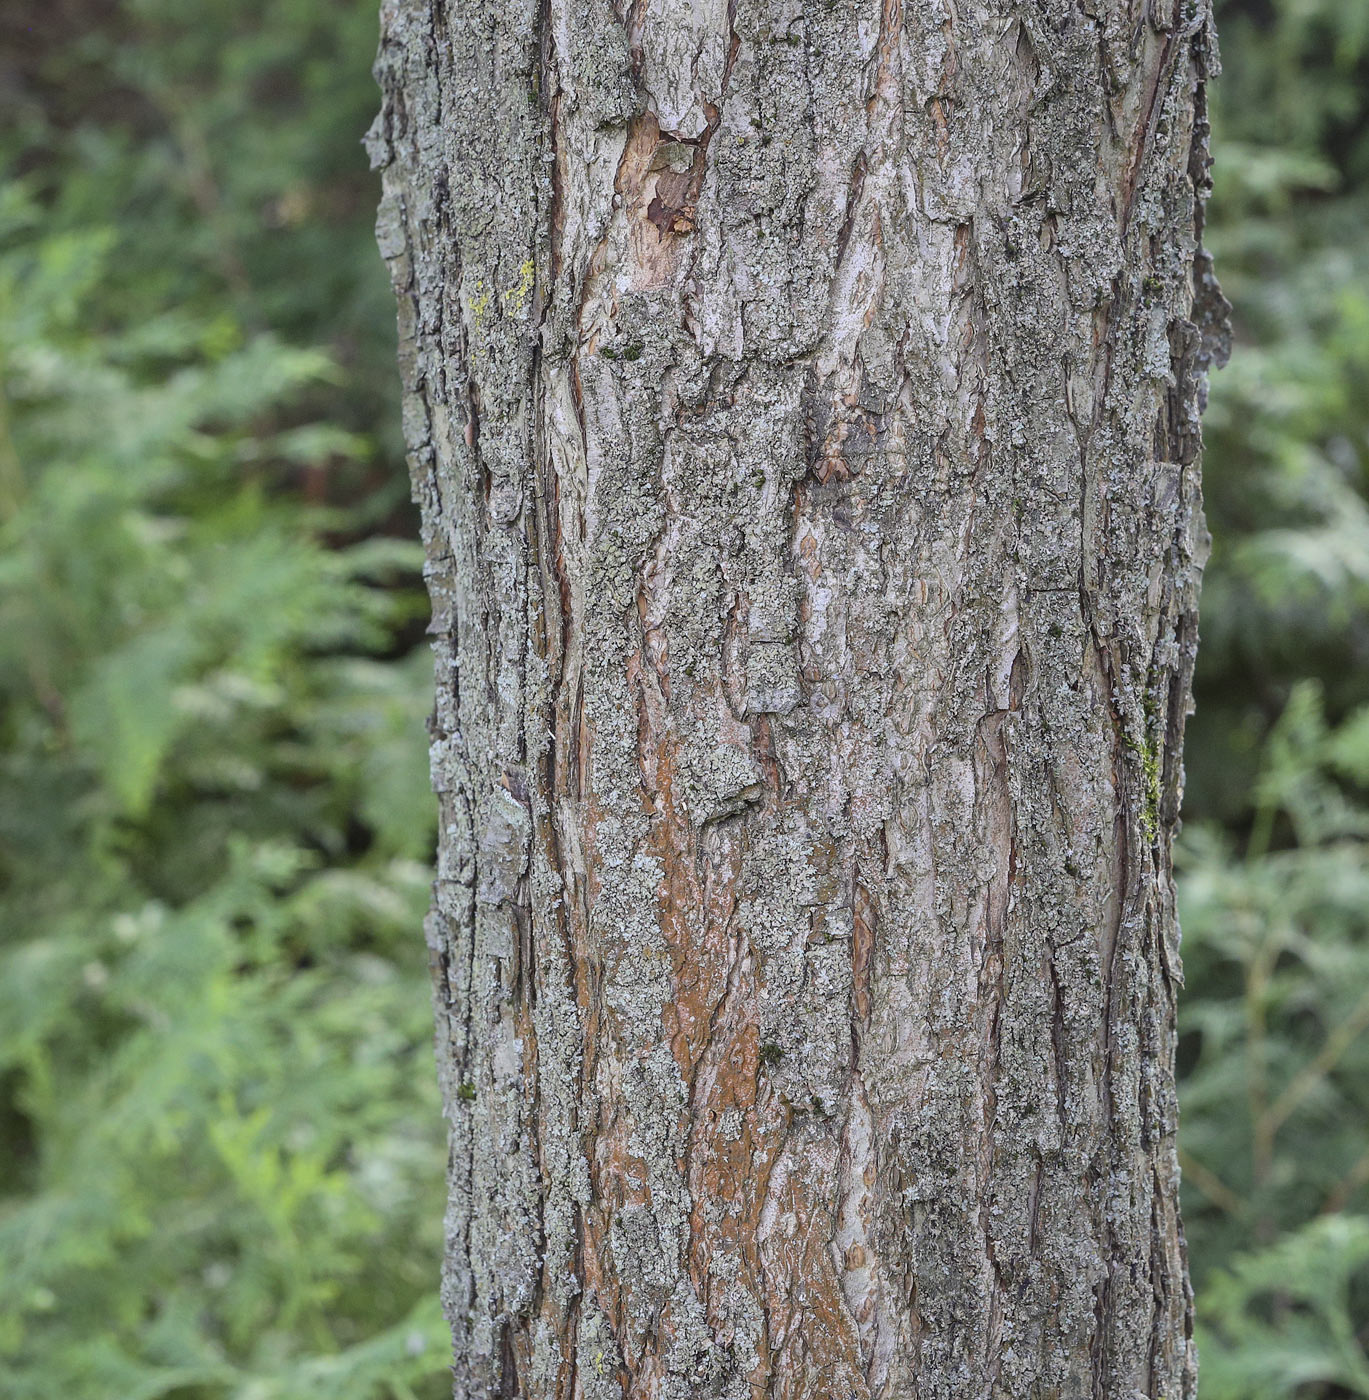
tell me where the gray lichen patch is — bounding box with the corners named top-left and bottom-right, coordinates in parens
top-left (745, 641), bottom-right (801, 716)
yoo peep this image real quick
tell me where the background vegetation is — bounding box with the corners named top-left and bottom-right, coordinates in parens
top-left (0, 0), bottom-right (1366, 1395)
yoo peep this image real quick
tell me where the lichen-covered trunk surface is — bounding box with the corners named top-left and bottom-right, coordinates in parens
top-left (370, 0), bottom-right (1227, 1392)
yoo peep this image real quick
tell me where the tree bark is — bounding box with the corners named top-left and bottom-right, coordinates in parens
top-left (369, 0), bottom-right (1228, 1393)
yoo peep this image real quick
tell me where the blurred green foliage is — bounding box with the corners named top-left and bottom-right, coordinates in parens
top-left (1178, 0), bottom-right (1369, 1393)
top-left (0, 1), bottom-right (448, 1396)
top-left (1181, 685), bottom-right (1369, 1396)
top-left (1192, 0), bottom-right (1369, 821)
top-left (1, 0), bottom-right (1368, 1396)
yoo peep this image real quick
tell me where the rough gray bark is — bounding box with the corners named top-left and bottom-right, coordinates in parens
top-left (369, 0), bottom-right (1228, 1393)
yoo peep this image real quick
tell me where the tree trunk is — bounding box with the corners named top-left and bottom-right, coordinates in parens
top-left (368, 0), bottom-right (1228, 1392)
